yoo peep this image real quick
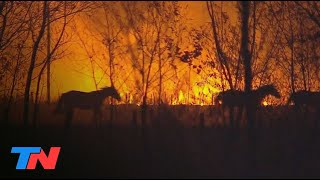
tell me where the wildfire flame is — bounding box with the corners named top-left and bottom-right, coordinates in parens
top-left (262, 101), bottom-right (268, 106)
top-left (178, 90), bottom-right (185, 104)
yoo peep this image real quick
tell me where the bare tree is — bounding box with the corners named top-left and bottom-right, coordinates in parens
top-left (91, 2), bottom-right (125, 126)
top-left (0, 2), bottom-right (31, 53)
top-left (295, 2), bottom-right (320, 30)
top-left (76, 31), bottom-right (99, 91)
top-left (267, 2), bottom-right (320, 98)
top-left (4, 38), bottom-right (28, 125)
top-left (32, 1), bottom-right (69, 127)
top-left (22, 1), bottom-right (93, 127)
top-left (23, 1), bottom-right (48, 127)
top-left (207, 2), bottom-right (235, 91)
top-left (120, 2), bottom-right (165, 126)
top-left (46, 1), bottom-right (51, 105)
top-left (239, 1), bottom-right (253, 129)
top-left (0, 2), bottom-right (33, 124)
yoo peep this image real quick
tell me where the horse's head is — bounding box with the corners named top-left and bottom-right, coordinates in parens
top-left (261, 84), bottom-right (281, 98)
top-left (101, 86), bottom-right (121, 101)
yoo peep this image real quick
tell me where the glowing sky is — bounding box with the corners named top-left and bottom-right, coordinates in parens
top-left (49, 2), bottom-right (214, 100)
top-left (37, 1), bottom-right (247, 106)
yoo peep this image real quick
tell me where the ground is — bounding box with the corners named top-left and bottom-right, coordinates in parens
top-left (1, 104), bottom-right (320, 178)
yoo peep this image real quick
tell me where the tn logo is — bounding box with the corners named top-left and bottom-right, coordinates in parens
top-left (11, 147), bottom-right (61, 170)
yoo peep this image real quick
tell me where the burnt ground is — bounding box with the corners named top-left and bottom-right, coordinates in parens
top-left (1, 126), bottom-right (320, 178)
top-left (1, 105), bottom-right (320, 178)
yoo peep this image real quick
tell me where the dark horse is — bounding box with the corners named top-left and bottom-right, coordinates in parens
top-left (287, 90), bottom-right (320, 107)
top-left (54, 86), bottom-right (121, 128)
top-left (287, 90), bottom-right (320, 127)
top-left (215, 84), bottom-right (281, 127)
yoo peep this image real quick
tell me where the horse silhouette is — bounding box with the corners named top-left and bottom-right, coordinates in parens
top-left (54, 86), bottom-right (121, 128)
top-left (287, 90), bottom-right (320, 128)
top-left (215, 84), bottom-right (281, 127)
top-left (287, 90), bottom-right (320, 107)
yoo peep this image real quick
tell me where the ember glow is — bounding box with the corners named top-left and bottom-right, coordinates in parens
top-left (262, 101), bottom-right (268, 106)
top-left (0, 1), bottom-right (319, 107)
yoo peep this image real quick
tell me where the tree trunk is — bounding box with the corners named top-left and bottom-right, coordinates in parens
top-left (46, 3), bottom-right (51, 105)
top-left (141, 94), bottom-right (147, 128)
top-left (240, 2), bottom-right (258, 172)
top-left (33, 86), bottom-right (40, 128)
top-left (110, 98), bottom-right (114, 128)
top-left (4, 39), bottom-right (25, 125)
top-left (33, 60), bottom-right (48, 128)
top-left (90, 57), bottom-right (98, 90)
top-left (107, 40), bottom-right (114, 127)
top-left (158, 43), bottom-right (162, 105)
top-left (23, 1), bottom-right (47, 127)
top-left (207, 2), bottom-right (234, 90)
top-left (188, 64), bottom-right (191, 104)
top-left (240, 1), bottom-right (253, 129)
top-left (290, 40), bottom-right (295, 93)
top-left (288, 9), bottom-right (296, 94)
top-left (32, 2), bottom-right (67, 127)
top-left (301, 60), bottom-right (307, 91)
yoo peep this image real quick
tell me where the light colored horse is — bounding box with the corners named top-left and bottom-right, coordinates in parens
top-left (54, 86), bottom-right (121, 128)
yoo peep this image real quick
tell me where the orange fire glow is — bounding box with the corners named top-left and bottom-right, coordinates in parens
top-left (15, 2), bottom-right (283, 107)
top-left (262, 101), bottom-right (268, 106)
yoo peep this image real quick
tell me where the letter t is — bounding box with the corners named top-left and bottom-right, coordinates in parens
top-left (11, 147), bottom-right (41, 169)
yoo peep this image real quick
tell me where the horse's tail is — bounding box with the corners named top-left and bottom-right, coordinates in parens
top-left (53, 95), bottom-right (64, 114)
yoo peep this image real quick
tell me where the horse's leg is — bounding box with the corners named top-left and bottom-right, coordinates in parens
top-left (65, 108), bottom-right (73, 129)
top-left (221, 104), bottom-right (226, 128)
top-left (98, 109), bottom-right (102, 128)
top-left (302, 105), bottom-right (308, 128)
top-left (229, 105), bottom-right (235, 128)
top-left (95, 108), bottom-right (103, 128)
top-left (93, 109), bottom-right (99, 128)
top-left (256, 107), bottom-right (260, 128)
top-left (237, 105), bottom-right (244, 128)
top-left (315, 106), bottom-right (320, 129)
top-left (294, 104), bottom-right (302, 128)
top-left (215, 105), bottom-right (222, 127)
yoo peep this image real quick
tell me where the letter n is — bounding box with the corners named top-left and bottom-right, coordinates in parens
top-left (27, 147), bottom-right (61, 170)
